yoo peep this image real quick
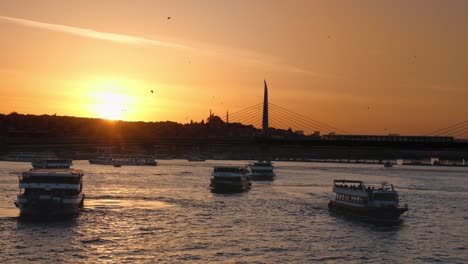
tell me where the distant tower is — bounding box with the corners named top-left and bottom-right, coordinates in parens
top-left (262, 80), bottom-right (269, 136)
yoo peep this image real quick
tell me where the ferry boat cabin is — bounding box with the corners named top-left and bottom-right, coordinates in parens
top-left (210, 166), bottom-right (251, 193)
top-left (248, 161), bottom-right (276, 181)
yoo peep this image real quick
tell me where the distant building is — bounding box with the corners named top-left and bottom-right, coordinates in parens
top-left (207, 113), bottom-right (225, 128)
top-left (295, 130), bottom-right (304, 136)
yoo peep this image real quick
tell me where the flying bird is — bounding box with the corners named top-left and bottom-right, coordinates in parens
top-left (167, 16), bottom-right (171, 20)
top-left (150, 90), bottom-right (154, 94)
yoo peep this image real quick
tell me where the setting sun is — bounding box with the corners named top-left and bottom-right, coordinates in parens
top-left (77, 77), bottom-right (165, 121)
top-left (92, 91), bottom-right (129, 120)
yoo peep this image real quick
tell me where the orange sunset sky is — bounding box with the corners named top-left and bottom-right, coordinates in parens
top-left (1, 0), bottom-right (467, 135)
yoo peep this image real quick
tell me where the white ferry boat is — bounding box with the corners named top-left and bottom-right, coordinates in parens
top-left (89, 155), bottom-right (157, 166)
top-left (328, 180), bottom-right (408, 224)
top-left (210, 166), bottom-right (251, 193)
top-left (248, 160), bottom-right (276, 180)
top-left (14, 159), bottom-right (84, 218)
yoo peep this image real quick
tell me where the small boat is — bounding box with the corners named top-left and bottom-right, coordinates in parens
top-left (113, 164), bottom-right (122, 167)
top-left (328, 180), bottom-right (408, 224)
top-left (89, 155), bottom-right (157, 166)
top-left (210, 166), bottom-right (251, 193)
top-left (14, 159), bottom-right (85, 219)
top-left (384, 161), bottom-right (393, 168)
top-left (187, 156), bottom-right (206, 162)
top-left (248, 160), bottom-right (276, 181)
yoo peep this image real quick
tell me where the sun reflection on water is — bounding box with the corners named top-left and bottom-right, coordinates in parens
top-left (85, 199), bottom-right (174, 210)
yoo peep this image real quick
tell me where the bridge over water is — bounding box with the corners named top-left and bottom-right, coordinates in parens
top-left (227, 80), bottom-right (468, 140)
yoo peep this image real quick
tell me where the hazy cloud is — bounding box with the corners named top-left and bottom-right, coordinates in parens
top-left (0, 15), bottom-right (324, 77)
top-left (0, 15), bottom-right (192, 49)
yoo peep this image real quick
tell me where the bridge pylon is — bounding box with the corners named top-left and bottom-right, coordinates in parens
top-left (262, 80), bottom-right (269, 137)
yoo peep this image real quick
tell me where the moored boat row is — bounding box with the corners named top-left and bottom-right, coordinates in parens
top-left (89, 155), bottom-right (157, 166)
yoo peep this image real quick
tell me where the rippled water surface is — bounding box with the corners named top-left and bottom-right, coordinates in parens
top-left (1, 160), bottom-right (467, 263)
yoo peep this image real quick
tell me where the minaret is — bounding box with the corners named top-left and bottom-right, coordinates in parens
top-left (262, 80), bottom-right (269, 136)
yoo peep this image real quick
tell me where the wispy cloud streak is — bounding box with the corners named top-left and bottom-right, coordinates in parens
top-left (1, 15), bottom-right (330, 77)
top-left (0, 15), bottom-right (191, 49)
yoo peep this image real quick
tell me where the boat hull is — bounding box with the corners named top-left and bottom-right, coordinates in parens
top-left (249, 172), bottom-right (275, 181)
top-left (15, 195), bottom-right (84, 219)
top-left (328, 200), bottom-right (407, 225)
top-left (210, 181), bottom-right (251, 193)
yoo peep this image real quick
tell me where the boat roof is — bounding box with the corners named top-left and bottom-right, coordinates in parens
top-left (214, 165), bottom-right (246, 169)
top-left (24, 169), bottom-right (83, 176)
top-left (333, 179), bottom-right (364, 184)
top-left (251, 161), bottom-right (272, 164)
top-left (33, 158), bottom-right (71, 162)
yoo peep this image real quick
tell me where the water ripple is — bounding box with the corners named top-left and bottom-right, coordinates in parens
top-left (1, 160), bottom-right (467, 263)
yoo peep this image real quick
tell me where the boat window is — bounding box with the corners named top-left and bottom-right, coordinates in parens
top-left (373, 193), bottom-right (397, 201)
top-left (214, 167), bottom-right (244, 173)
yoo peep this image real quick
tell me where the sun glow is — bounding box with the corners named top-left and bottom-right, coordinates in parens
top-left (92, 91), bottom-right (130, 120)
top-left (95, 92), bottom-right (128, 120)
top-left (94, 92), bottom-right (127, 120)
top-left (80, 77), bottom-right (170, 121)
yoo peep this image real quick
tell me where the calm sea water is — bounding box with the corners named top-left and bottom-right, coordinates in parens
top-left (0, 160), bottom-right (467, 263)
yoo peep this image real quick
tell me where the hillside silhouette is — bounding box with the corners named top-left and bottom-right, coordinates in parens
top-left (0, 112), bottom-right (263, 145)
